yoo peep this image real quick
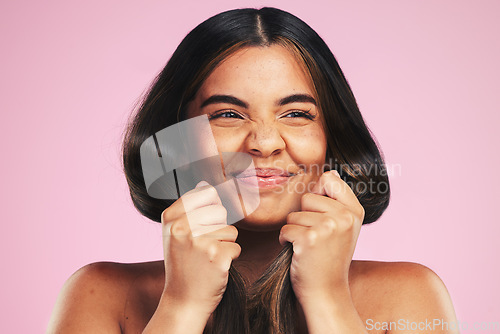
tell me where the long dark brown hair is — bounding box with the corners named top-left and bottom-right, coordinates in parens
top-left (121, 7), bottom-right (390, 333)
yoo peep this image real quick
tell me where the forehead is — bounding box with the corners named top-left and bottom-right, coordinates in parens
top-left (194, 45), bottom-right (316, 104)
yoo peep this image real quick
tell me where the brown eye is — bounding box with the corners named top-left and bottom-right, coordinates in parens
top-left (283, 110), bottom-right (315, 120)
top-left (208, 110), bottom-right (243, 120)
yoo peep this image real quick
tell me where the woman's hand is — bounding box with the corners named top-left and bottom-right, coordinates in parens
top-left (279, 170), bottom-right (367, 333)
top-left (144, 181), bottom-right (241, 333)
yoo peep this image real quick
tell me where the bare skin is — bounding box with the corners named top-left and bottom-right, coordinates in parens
top-left (47, 260), bottom-right (458, 333)
top-left (48, 46), bottom-right (458, 333)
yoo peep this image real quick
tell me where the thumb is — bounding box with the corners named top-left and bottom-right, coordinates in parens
top-left (309, 170), bottom-right (340, 196)
top-left (196, 180), bottom-right (210, 188)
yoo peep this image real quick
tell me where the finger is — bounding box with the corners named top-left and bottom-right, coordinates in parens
top-left (164, 203), bottom-right (223, 239)
top-left (191, 224), bottom-right (227, 238)
top-left (217, 242), bottom-right (242, 271)
top-left (300, 192), bottom-right (345, 213)
top-left (188, 203), bottom-right (228, 238)
top-left (162, 181), bottom-right (222, 223)
top-left (182, 181), bottom-right (223, 212)
top-left (279, 224), bottom-right (308, 246)
top-left (193, 225), bottom-right (238, 242)
top-left (196, 225), bottom-right (238, 242)
top-left (167, 201), bottom-right (228, 238)
top-left (309, 171), bottom-right (360, 208)
top-left (219, 241), bottom-right (242, 261)
top-left (164, 215), bottom-right (194, 239)
top-left (286, 210), bottom-right (328, 227)
top-left (186, 204), bottom-right (227, 234)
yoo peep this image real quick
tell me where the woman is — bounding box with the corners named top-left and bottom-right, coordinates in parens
top-left (48, 7), bottom-right (458, 334)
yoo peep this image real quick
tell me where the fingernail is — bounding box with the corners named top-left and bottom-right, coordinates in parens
top-left (331, 170), bottom-right (340, 177)
top-left (196, 181), bottom-right (209, 188)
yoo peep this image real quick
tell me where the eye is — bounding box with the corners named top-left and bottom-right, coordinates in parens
top-left (283, 110), bottom-right (316, 120)
top-left (208, 110), bottom-right (243, 120)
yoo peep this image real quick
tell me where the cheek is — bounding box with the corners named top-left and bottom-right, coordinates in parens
top-left (286, 127), bottom-right (327, 164)
top-left (210, 128), bottom-right (245, 152)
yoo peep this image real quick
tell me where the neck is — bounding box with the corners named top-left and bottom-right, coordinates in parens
top-left (233, 227), bottom-right (285, 285)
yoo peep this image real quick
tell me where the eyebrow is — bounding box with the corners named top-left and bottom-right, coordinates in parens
top-left (200, 93), bottom-right (317, 109)
top-left (278, 94), bottom-right (317, 106)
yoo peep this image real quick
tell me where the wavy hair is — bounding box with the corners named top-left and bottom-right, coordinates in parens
top-left (122, 7), bottom-right (390, 333)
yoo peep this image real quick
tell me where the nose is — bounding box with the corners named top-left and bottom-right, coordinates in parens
top-left (244, 121), bottom-right (286, 158)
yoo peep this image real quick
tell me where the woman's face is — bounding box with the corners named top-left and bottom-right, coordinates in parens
top-left (186, 45), bottom-right (327, 231)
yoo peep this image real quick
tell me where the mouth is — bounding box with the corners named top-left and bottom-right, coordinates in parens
top-left (233, 167), bottom-right (297, 177)
top-left (232, 168), bottom-right (301, 189)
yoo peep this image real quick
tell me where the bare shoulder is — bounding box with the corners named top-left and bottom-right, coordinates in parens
top-left (352, 260), bottom-right (451, 292)
top-left (47, 261), bottom-right (164, 334)
top-left (351, 260), bottom-right (445, 286)
top-left (350, 260), bottom-right (458, 333)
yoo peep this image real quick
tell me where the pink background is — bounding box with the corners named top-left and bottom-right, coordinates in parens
top-left (1, 1), bottom-right (499, 333)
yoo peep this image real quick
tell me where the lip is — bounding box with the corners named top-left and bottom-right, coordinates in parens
top-left (233, 168), bottom-right (301, 189)
top-left (235, 174), bottom-right (292, 189)
top-left (233, 167), bottom-right (295, 178)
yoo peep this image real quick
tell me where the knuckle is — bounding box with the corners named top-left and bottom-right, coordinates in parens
top-left (284, 223), bottom-right (293, 232)
top-left (301, 192), bottom-right (314, 207)
top-left (320, 172), bottom-right (330, 180)
top-left (214, 225), bottom-right (238, 242)
top-left (205, 185), bottom-right (218, 198)
top-left (232, 243), bottom-right (242, 258)
top-left (227, 225), bottom-right (238, 238)
top-left (206, 243), bottom-right (218, 262)
top-left (170, 220), bottom-right (190, 236)
top-left (305, 230), bottom-right (318, 245)
top-left (358, 205), bottom-right (366, 220)
top-left (216, 205), bottom-right (228, 221)
top-left (323, 216), bottom-right (337, 231)
top-left (342, 212), bottom-right (356, 230)
top-left (323, 171), bottom-right (336, 182)
top-left (221, 259), bottom-right (232, 272)
top-left (161, 208), bottom-right (172, 225)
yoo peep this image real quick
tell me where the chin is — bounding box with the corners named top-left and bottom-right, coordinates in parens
top-left (232, 186), bottom-right (302, 231)
top-left (233, 208), bottom-right (289, 232)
